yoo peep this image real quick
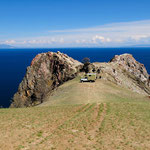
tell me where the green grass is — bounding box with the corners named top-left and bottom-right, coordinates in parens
top-left (0, 101), bottom-right (150, 149)
top-left (41, 77), bottom-right (150, 106)
top-left (96, 102), bottom-right (150, 150)
top-left (0, 77), bottom-right (150, 149)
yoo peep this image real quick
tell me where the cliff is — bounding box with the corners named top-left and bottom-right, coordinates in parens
top-left (10, 51), bottom-right (82, 107)
top-left (11, 52), bottom-right (150, 107)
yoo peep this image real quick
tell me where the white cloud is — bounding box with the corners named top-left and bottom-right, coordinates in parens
top-left (1, 20), bottom-right (150, 47)
top-left (130, 35), bottom-right (150, 41)
top-left (92, 35), bottom-right (111, 43)
top-left (5, 40), bottom-right (16, 44)
top-left (48, 20), bottom-right (150, 34)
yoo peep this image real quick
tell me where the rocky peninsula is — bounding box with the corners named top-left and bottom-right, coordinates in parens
top-left (10, 51), bottom-right (150, 107)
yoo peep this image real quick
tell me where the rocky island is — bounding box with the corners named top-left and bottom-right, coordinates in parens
top-left (11, 51), bottom-right (150, 107)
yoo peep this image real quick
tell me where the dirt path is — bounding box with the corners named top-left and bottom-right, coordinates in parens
top-left (43, 103), bottom-right (107, 150)
top-left (23, 104), bottom-right (91, 150)
top-left (41, 79), bottom-right (110, 106)
top-left (40, 76), bottom-right (148, 108)
top-left (89, 103), bottom-right (107, 136)
top-left (76, 103), bottom-right (107, 149)
top-left (77, 81), bottom-right (105, 104)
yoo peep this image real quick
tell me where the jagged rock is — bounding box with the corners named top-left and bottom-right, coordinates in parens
top-left (10, 51), bottom-right (82, 107)
top-left (110, 54), bottom-right (150, 94)
top-left (92, 54), bottom-right (150, 95)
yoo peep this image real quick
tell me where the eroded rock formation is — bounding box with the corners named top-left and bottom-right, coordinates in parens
top-left (91, 54), bottom-right (150, 95)
top-left (11, 51), bottom-right (82, 107)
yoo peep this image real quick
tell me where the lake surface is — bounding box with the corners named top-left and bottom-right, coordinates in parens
top-left (0, 48), bottom-right (150, 108)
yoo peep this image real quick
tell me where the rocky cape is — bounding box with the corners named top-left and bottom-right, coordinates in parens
top-left (10, 51), bottom-right (150, 107)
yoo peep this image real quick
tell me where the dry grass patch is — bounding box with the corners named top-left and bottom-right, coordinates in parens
top-left (1, 77), bottom-right (150, 149)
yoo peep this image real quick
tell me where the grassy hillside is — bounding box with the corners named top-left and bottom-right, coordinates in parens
top-left (40, 77), bottom-right (149, 106)
top-left (0, 77), bottom-right (150, 150)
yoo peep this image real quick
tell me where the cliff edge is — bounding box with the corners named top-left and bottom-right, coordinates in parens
top-left (10, 51), bottom-right (82, 107)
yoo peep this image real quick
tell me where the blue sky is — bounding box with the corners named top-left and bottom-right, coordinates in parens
top-left (0, 0), bottom-right (150, 47)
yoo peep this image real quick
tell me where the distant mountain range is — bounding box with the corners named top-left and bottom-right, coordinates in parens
top-left (0, 44), bottom-right (15, 49)
top-left (0, 44), bottom-right (150, 49)
top-left (131, 44), bottom-right (150, 47)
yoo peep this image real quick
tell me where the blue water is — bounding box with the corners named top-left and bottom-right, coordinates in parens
top-left (0, 48), bottom-right (150, 108)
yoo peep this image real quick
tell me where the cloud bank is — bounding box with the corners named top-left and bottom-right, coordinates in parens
top-left (1, 20), bottom-right (150, 47)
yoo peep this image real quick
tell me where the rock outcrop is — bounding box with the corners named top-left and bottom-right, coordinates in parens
top-left (91, 54), bottom-right (150, 95)
top-left (11, 52), bottom-right (150, 108)
top-left (11, 51), bottom-right (82, 107)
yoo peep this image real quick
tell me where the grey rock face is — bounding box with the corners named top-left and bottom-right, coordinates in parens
top-left (11, 51), bottom-right (82, 107)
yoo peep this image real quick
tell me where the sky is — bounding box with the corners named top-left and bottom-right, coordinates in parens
top-left (0, 0), bottom-right (150, 48)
